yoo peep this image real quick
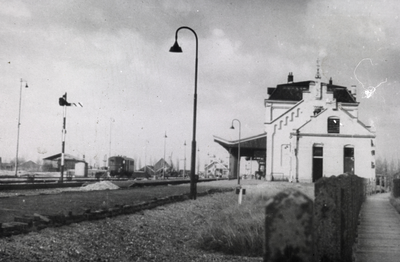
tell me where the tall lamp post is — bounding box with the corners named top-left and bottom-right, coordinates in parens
top-left (230, 119), bottom-right (241, 185)
top-left (15, 79), bottom-right (28, 177)
top-left (231, 119), bottom-right (244, 204)
top-left (163, 131), bottom-right (167, 179)
top-left (170, 26), bottom-right (198, 200)
top-left (183, 141), bottom-right (186, 178)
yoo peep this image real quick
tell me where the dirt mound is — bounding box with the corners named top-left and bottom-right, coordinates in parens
top-left (80, 181), bottom-right (119, 191)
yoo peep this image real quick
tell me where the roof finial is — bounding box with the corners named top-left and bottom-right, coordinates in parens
top-left (315, 58), bottom-right (321, 79)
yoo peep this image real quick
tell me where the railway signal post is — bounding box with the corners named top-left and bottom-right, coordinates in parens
top-left (58, 93), bottom-right (82, 183)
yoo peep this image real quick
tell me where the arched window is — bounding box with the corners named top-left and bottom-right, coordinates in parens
top-left (328, 116), bottom-right (340, 133)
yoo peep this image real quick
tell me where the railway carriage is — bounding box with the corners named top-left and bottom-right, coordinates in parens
top-left (108, 156), bottom-right (135, 178)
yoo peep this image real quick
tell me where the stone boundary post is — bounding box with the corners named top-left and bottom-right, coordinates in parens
top-left (264, 188), bottom-right (313, 262)
top-left (264, 174), bottom-right (367, 262)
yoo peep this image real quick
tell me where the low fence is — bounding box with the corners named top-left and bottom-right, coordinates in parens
top-left (264, 174), bottom-right (368, 262)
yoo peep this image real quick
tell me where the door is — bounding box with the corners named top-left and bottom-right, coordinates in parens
top-left (313, 146), bottom-right (323, 182)
top-left (344, 146), bottom-right (355, 175)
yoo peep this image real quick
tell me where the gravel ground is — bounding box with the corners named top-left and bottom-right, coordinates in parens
top-left (0, 180), bottom-right (312, 261)
top-left (0, 191), bottom-right (263, 262)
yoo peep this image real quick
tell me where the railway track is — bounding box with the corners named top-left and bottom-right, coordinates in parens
top-left (0, 177), bottom-right (221, 191)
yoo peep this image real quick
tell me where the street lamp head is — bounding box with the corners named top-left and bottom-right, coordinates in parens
top-left (230, 125), bottom-right (235, 130)
top-left (25, 83), bottom-right (28, 88)
top-left (169, 40), bottom-right (182, 53)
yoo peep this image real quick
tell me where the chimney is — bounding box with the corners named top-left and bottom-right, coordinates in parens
top-left (351, 85), bottom-right (357, 99)
top-left (288, 72), bottom-right (294, 83)
top-left (329, 77), bottom-right (333, 85)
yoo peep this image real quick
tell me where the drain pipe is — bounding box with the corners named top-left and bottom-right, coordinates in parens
top-left (295, 129), bottom-right (300, 183)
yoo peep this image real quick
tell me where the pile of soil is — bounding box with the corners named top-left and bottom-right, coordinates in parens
top-left (79, 181), bottom-right (119, 191)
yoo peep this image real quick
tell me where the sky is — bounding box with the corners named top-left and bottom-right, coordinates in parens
top-left (0, 0), bottom-right (399, 171)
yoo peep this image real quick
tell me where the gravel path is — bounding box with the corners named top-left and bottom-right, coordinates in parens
top-left (0, 191), bottom-right (263, 262)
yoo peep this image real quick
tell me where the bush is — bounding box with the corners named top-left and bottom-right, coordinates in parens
top-left (196, 193), bottom-right (267, 257)
top-left (393, 179), bottom-right (400, 198)
top-left (390, 196), bottom-right (400, 214)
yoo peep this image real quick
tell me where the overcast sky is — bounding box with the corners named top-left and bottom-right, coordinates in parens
top-left (1, 0), bottom-right (399, 170)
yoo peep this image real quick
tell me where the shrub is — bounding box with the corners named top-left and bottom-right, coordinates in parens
top-left (390, 196), bottom-right (400, 214)
top-left (196, 193), bottom-right (267, 257)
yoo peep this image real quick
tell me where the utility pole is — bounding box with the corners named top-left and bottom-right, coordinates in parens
top-left (15, 79), bottom-right (28, 176)
top-left (184, 141), bottom-right (186, 178)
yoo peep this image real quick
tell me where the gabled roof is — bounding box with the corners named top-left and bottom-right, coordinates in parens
top-left (296, 106), bottom-right (375, 136)
top-left (20, 161), bottom-right (39, 168)
top-left (205, 161), bottom-right (228, 170)
top-left (153, 158), bottom-right (170, 172)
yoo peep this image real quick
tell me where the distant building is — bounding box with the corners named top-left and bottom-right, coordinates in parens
top-left (0, 157), bottom-right (13, 171)
top-left (139, 165), bottom-right (156, 177)
top-left (205, 160), bottom-right (229, 178)
top-left (153, 158), bottom-right (171, 175)
top-left (43, 153), bottom-right (86, 171)
top-left (19, 160), bottom-right (41, 172)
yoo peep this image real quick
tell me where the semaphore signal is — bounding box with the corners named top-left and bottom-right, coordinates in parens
top-left (58, 92), bottom-right (82, 183)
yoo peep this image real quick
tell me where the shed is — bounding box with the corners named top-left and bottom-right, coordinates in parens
top-left (43, 153), bottom-right (86, 171)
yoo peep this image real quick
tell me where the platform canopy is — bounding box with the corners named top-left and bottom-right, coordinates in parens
top-left (43, 153), bottom-right (85, 162)
top-left (213, 133), bottom-right (267, 159)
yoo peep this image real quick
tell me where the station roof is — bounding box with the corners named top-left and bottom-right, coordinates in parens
top-left (213, 133), bottom-right (266, 158)
top-left (43, 153), bottom-right (86, 162)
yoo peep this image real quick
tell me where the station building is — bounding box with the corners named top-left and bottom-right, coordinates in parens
top-left (215, 69), bottom-right (376, 183)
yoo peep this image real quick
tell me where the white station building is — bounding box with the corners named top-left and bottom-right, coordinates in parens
top-left (215, 68), bottom-right (376, 183)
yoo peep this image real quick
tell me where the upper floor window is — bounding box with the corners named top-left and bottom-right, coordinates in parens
top-left (313, 106), bottom-right (324, 116)
top-left (328, 117), bottom-right (340, 133)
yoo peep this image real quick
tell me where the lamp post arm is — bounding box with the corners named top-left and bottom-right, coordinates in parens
top-left (175, 27), bottom-right (198, 56)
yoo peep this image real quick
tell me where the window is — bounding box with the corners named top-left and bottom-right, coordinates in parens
top-left (344, 147), bottom-right (354, 158)
top-left (328, 117), bottom-right (340, 133)
top-left (344, 146), bottom-right (355, 175)
top-left (312, 145), bottom-right (323, 182)
top-left (313, 106), bottom-right (323, 116)
top-left (313, 146), bottom-right (323, 157)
